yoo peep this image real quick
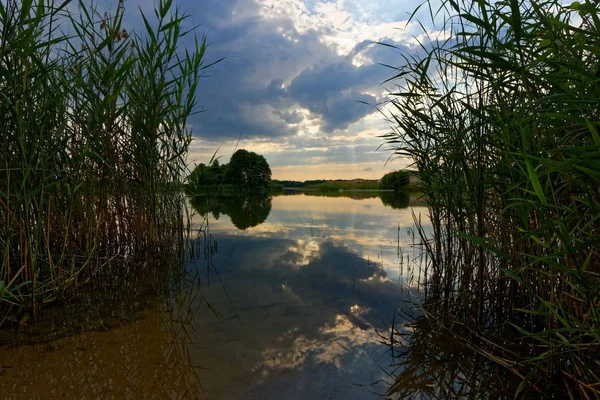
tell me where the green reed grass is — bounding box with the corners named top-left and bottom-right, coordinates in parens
top-left (0, 0), bottom-right (211, 323)
top-left (382, 0), bottom-right (600, 397)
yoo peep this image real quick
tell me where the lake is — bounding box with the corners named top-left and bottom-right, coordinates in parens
top-left (0, 192), bottom-right (430, 399)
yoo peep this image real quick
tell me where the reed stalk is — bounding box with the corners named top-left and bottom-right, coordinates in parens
top-left (382, 0), bottom-right (600, 397)
top-left (0, 0), bottom-right (210, 325)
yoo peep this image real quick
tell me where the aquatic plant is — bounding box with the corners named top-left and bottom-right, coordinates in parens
top-left (381, 0), bottom-right (600, 397)
top-left (0, 0), bottom-right (213, 323)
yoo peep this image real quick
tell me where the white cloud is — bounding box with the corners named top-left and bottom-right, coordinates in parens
top-left (258, 0), bottom-right (421, 58)
top-left (183, 0), bottom-right (435, 179)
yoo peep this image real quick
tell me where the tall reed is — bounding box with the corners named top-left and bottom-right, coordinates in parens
top-left (382, 0), bottom-right (600, 397)
top-left (0, 0), bottom-right (209, 323)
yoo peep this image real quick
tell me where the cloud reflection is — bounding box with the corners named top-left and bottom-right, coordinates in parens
top-left (186, 194), bottom-right (429, 399)
top-left (191, 194), bottom-right (429, 279)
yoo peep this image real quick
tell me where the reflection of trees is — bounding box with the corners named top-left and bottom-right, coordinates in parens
top-left (273, 190), bottom-right (411, 208)
top-left (190, 192), bottom-right (272, 230)
top-left (379, 191), bottom-right (409, 209)
top-left (274, 191), bottom-right (380, 200)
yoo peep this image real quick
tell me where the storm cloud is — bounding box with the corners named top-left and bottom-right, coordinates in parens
top-left (117, 0), bottom-right (439, 178)
top-left (177, 0), bottom-right (415, 141)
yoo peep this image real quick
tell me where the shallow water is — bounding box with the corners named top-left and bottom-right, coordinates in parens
top-left (1, 192), bottom-right (429, 399)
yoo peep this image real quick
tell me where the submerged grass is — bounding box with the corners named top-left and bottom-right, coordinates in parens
top-left (382, 0), bottom-right (600, 397)
top-left (0, 0), bottom-right (212, 325)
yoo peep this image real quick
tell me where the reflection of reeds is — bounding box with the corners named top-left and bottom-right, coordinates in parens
top-left (384, 309), bottom-right (523, 399)
top-left (382, 0), bottom-right (600, 397)
top-left (1, 209), bottom-right (216, 397)
top-left (0, 0), bottom-right (211, 322)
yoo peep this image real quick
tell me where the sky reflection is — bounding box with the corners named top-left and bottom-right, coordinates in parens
top-left (192, 193), bottom-right (429, 280)
top-left (187, 193), bottom-right (430, 399)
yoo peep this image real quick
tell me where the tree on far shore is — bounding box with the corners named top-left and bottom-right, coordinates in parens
top-left (188, 149), bottom-right (272, 187)
top-left (380, 170), bottom-right (409, 191)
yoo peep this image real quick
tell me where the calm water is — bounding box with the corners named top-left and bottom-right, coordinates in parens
top-left (1, 192), bottom-right (430, 399)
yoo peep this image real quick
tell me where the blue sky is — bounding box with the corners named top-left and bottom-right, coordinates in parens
top-left (160, 0), bottom-right (441, 179)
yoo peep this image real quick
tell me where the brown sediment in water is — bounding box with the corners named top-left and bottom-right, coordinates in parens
top-left (0, 307), bottom-right (203, 399)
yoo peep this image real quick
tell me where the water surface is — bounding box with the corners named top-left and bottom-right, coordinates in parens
top-left (186, 192), bottom-right (428, 399)
top-left (1, 192), bottom-right (429, 399)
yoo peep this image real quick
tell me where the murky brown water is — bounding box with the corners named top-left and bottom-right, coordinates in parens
top-left (1, 306), bottom-right (201, 399)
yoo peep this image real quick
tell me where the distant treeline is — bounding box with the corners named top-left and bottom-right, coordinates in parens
top-left (273, 170), bottom-right (414, 191)
top-left (272, 179), bottom-right (328, 188)
top-left (188, 155), bottom-right (416, 193)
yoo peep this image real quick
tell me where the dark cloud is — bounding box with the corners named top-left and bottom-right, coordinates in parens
top-left (363, 167), bottom-right (373, 172)
top-left (284, 59), bottom-right (389, 131)
top-left (170, 0), bottom-right (412, 140)
top-left (278, 110), bottom-right (304, 124)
